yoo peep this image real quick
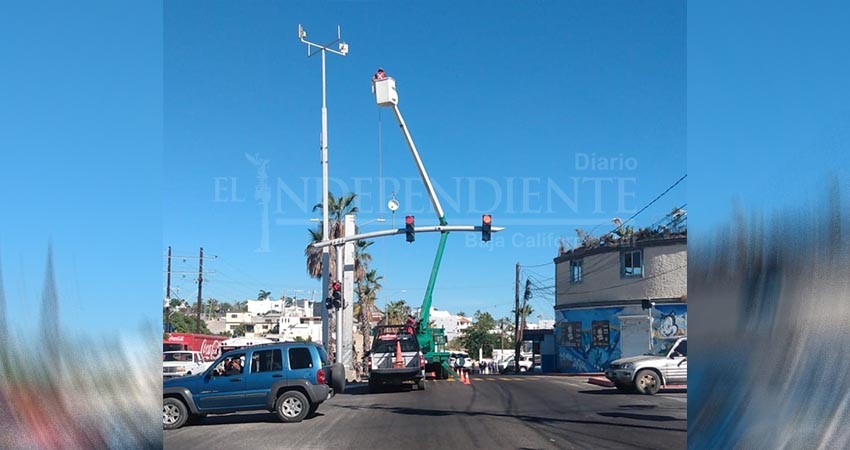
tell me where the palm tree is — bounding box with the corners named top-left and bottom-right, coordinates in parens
top-left (353, 240), bottom-right (373, 283)
top-left (384, 300), bottom-right (410, 325)
top-left (354, 270), bottom-right (383, 356)
top-left (257, 290), bottom-right (271, 301)
top-left (305, 192), bottom-right (359, 280)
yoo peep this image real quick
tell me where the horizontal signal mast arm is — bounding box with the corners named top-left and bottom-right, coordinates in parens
top-left (310, 225), bottom-right (505, 249)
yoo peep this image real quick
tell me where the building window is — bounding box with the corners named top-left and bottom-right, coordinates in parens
top-left (621, 249), bottom-right (643, 277)
top-left (570, 259), bottom-right (583, 283)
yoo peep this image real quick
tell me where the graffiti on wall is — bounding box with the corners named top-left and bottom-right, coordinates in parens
top-left (555, 308), bottom-right (623, 373)
top-left (555, 304), bottom-right (688, 373)
top-left (651, 304), bottom-right (687, 353)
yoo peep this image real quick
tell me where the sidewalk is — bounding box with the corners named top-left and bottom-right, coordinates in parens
top-left (587, 376), bottom-right (687, 392)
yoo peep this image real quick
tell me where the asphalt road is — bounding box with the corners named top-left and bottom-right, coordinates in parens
top-left (164, 375), bottom-right (686, 450)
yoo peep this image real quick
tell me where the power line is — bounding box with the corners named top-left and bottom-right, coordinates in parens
top-left (520, 261), bottom-right (554, 268)
top-left (611, 174), bottom-right (687, 234)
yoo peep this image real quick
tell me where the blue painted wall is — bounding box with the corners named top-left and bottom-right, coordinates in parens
top-left (554, 304), bottom-right (687, 373)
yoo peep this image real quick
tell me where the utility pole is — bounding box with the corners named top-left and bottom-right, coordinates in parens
top-left (196, 247), bottom-right (203, 334)
top-left (166, 246), bottom-right (172, 300)
top-left (514, 262), bottom-right (521, 373)
top-left (299, 24), bottom-right (349, 352)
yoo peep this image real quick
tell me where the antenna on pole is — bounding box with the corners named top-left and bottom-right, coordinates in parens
top-left (298, 23), bottom-right (349, 57)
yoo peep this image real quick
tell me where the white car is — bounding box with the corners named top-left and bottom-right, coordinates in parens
top-left (448, 352), bottom-right (474, 370)
top-left (162, 351), bottom-right (211, 378)
top-left (500, 354), bottom-right (533, 373)
top-left (605, 337), bottom-right (687, 395)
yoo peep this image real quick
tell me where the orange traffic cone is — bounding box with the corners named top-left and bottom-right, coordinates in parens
top-left (463, 369), bottom-right (471, 385)
top-left (394, 340), bottom-right (404, 368)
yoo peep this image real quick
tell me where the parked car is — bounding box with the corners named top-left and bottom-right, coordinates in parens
top-left (448, 352), bottom-right (473, 370)
top-left (368, 325), bottom-right (425, 392)
top-left (605, 337), bottom-right (687, 395)
top-left (500, 354), bottom-right (534, 373)
top-left (162, 351), bottom-right (212, 378)
top-left (162, 342), bottom-right (345, 429)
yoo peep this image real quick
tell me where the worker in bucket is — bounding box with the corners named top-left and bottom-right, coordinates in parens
top-left (404, 315), bottom-right (416, 335)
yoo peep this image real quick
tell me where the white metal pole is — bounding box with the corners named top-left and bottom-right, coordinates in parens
top-left (335, 244), bottom-right (344, 361)
top-left (320, 48), bottom-right (331, 350)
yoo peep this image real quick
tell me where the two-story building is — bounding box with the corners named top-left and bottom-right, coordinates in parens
top-left (553, 235), bottom-right (686, 373)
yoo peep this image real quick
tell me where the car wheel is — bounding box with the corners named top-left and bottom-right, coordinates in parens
top-left (368, 380), bottom-right (378, 394)
top-left (275, 391), bottom-right (310, 423)
top-left (634, 369), bottom-right (661, 395)
top-left (163, 398), bottom-right (189, 430)
top-left (418, 379), bottom-right (425, 391)
top-left (519, 366), bottom-right (528, 373)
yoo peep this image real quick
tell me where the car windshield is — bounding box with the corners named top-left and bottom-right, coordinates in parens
top-left (647, 341), bottom-right (679, 356)
top-left (163, 353), bottom-right (192, 362)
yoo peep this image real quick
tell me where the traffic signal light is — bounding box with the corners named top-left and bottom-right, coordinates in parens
top-left (332, 281), bottom-right (342, 309)
top-left (405, 215), bottom-right (415, 242)
top-left (482, 214), bottom-right (492, 242)
top-left (325, 297), bottom-right (334, 310)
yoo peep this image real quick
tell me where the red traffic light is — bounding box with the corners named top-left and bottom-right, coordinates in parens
top-left (332, 281), bottom-right (341, 291)
top-left (405, 215), bottom-right (414, 225)
top-left (482, 214), bottom-right (492, 224)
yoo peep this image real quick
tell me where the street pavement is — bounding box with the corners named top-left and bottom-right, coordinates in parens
top-left (164, 374), bottom-right (686, 450)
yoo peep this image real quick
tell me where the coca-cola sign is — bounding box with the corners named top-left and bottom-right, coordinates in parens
top-left (167, 335), bottom-right (186, 343)
top-left (199, 339), bottom-right (221, 361)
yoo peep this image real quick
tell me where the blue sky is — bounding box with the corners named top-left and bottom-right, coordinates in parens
top-left (163, 1), bottom-right (686, 322)
top-left (0, 2), bottom-right (162, 335)
top-left (2, 1), bottom-right (687, 334)
top-left (689, 0), bottom-right (850, 234)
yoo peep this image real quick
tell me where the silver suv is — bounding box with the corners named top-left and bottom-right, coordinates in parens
top-left (605, 337), bottom-right (687, 395)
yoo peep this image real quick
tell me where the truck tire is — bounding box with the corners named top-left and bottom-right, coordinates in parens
top-left (275, 391), bottom-right (310, 423)
top-left (163, 397), bottom-right (189, 430)
top-left (634, 369), bottom-right (661, 395)
top-left (417, 379), bottom-right (425, 391)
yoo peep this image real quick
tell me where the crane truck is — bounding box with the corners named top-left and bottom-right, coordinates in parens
top-left (372, 71), bottom-right (475, 380)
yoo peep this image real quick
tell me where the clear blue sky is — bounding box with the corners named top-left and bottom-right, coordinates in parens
top-left (163, 1), bottom-right (686, 322)
top-left (2, 1), bottom-right (688, 334)
top-left (0, 1), bottom-right (162, 335)
top-left (689, 0), bottom-right (850, 235)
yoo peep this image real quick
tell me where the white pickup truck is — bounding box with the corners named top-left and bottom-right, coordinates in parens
top-left (367, 326), bottom-right (425, 392)
top-left (162, 351), bottom-right (212, 378)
